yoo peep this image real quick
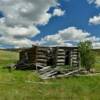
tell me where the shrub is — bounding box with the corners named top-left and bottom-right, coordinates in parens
top-left (78, 41), bottom-right (95, 71)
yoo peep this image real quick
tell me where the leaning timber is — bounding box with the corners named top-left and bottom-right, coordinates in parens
top-left (39, 66), bottom-right (83, 79)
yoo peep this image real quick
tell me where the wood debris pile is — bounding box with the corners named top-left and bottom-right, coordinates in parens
top-left (37, 65), bottom-right (83, 79)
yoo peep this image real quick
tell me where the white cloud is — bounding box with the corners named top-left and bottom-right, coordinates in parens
top-left (95, 0), bottom-right (100, 7)
top-left (40, 34), bottom-right (65, 46)
top-left (0, 36), bottom-right (33, 48)
top-left (0, 0), bottom-right (64, 48)
top-left (59, 27), bottom-right (90, 41)
top-left (89, 14), bottom-right (100, 25)
top-left (39, 27), bottom-right (90, 46)
top-left (39, 26), bottom-right (100, 48)
top-left (87, 0), bottom-right (100, 7)
top-left (36, 13), bottom-right (52, 25)
top-left (0, 0), bottom-right (58, 26)
top-left (0, 20), bottom-right (40, 48)
top-left (53, 8), bottom-right (65, 16)
top-left (85, 36), bottom-right (100, 42)
top-left (87, 0), bottom-right (94, 4)
top-left (0, 23), bottom-right (40, 38)
top-left (85, 36), bottom-right (100, 48)
top-left (92, 42), bottom-right (100, 49)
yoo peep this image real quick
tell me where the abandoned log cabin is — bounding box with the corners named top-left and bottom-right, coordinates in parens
top-left (17, 45), bottom-right (80, 69)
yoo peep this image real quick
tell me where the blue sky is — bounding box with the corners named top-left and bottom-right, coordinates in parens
top-left (0, 0), bottom-right (100, 48)
top-left (35, 0), bottom-right (100, 40)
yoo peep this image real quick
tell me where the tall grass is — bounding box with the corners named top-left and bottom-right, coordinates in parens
top-left (0, 50), bottom-right (100, 100)
top-left (0, 76), bottom-right (100, 100)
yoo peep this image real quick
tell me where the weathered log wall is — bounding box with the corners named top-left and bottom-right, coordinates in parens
top-left (69, 48), bottom-right (80, 67)
top-left (54, 47), bottom-right (65, 66)
top-left (35, 46), bottom-right (48, 66)
top-left (19, 46), bottom-right (80, 68)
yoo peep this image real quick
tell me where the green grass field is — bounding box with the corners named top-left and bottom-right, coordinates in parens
top-left (95, 51), bottom-right (100, 72)
top-left (0, 50), bottom-right (100, 100)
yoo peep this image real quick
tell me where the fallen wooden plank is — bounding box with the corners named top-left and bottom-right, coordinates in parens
top-left (40, 68), bottom-right (82, 79)
top-left (41, 71), bottom-right (58, 79)
top-left (36, 64), bottom-right (45, 68)
top-left (39, 66), bottom-right (52, 74)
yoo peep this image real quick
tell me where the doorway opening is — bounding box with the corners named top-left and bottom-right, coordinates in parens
top-left (65, 51), bottom-right (70, 65)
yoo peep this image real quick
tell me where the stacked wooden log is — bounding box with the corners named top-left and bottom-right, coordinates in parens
top-left (55, 48), bottom-right (65, 66)
top-left (39, 66), bottom-right (58, 79)
top-left (18, 46), bottom-right (80, 70)
top-left (36, 47), bottom-right (48, 67)
top-left (70, 48), bottom-right (80, 67)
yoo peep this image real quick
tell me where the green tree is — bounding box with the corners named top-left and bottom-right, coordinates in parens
top-left (78, 41), bottom-right (95, 71)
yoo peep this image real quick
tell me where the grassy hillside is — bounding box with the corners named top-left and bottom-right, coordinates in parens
top-left (0, 50), bottom-right (100, 100)
top-left (0, 50), bottom-right (18, 67)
